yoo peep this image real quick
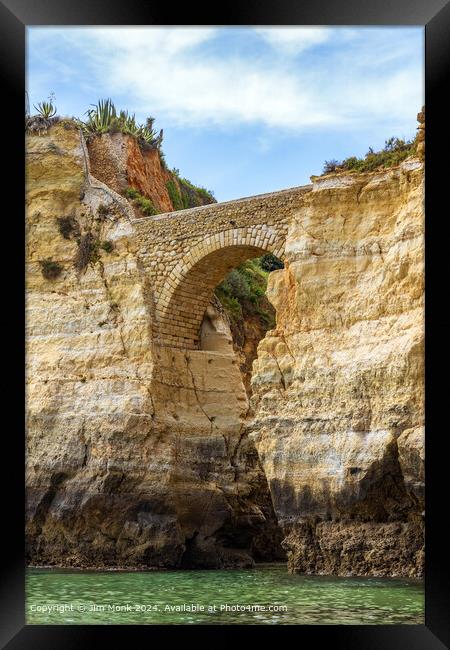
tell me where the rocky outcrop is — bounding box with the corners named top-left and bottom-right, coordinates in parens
top-left (87, 132), bottom-right (216, 216)
top-left (25, 122), bottom-right (283, 569)
top-left (232, 309), bottom-right (275, 397)
top-left (250, 157), bottom-right (424, 576)
top-left (416, 107), bottom-right (425, 161)
top-left (87, 132), bottom-right (174, 213)
top-left (26, 118), bottom-right (424, 576)
top-left (201, 296), bottom-right (276, 396)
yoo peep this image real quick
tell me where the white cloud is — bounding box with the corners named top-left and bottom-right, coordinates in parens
top-left (85, 26), bottom-right (217, 55)
top-left (99, 51), bottom-right (335, 129)
top-left (28, 27), bottom-right (423, 134)
top-left (255, 27), bottom-right (330, 54)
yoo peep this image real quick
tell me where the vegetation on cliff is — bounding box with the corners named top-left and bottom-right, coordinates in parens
top-left (39, 258), bottom-right (63, 280)
top-left (123, 187), bottom-right (159, 216)
top-left (80, 100), bottom-right (216, 209)
top-left (25, 96), bottom-right (60, 134)
top-left (215, 254), bottom-right (283, 345)
top-left (77, 98), bottom-right (164, 151)
top-left (57, 215), bottom-right (80, 240)
top-left (26, 96), bottom-right (216, 212)
top-left (41, 198), bottom-right (118, 279)
top-left (166, 174), bottom-right (216, 210)
top-left (322, 134), bottom-right (418, 175)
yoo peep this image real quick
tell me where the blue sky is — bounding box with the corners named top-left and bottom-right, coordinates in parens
top-left (27, 27), bottom-right (424, 202)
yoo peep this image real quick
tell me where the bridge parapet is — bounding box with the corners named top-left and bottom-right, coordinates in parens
top-left (134, 184), bottom-right (311, 241)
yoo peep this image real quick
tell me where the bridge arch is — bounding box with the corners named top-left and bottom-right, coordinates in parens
top-left (156, 226), bottom-right (286, 348)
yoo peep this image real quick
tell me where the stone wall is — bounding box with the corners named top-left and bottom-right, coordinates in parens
top-left (134, 186), bottom-right (310, 347)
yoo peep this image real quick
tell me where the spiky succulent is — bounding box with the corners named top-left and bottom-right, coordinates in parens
top-left (77, 99), bottom-right (164, 152)
top-left (82, 98), bottom-right (117, 135)
top-left (119, 111), bottom-right (140, 137)
top-left (34, 100), bottom-right (57, 119)
top-left (26, 98), bottom-right (59, 134)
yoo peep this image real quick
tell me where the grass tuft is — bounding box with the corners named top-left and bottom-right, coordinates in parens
top-left (57, 215), bottom-right (79, 240)
top-left (322, 135), bottom-right (418, 175)
top-left (123, 187), bottom-right (158, 216)
top-left (40, 259), bottom-right (63, 280)
top-left (100, 240), bottom-right (114, 253)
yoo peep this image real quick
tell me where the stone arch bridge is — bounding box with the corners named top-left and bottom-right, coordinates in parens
top-left (134, 184), bottom-right (312, 349)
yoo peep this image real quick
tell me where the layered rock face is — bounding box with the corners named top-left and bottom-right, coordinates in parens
top-left (26, 121), bottom-right (424, 576)
top-left (25, 123), bottom-right (283, 568)
top-left (251, 159), bottom-right (424, 576)
top-left (87, 132), bottom-right (174, 213)
top-left (87, 133), bottom-right (216, 216)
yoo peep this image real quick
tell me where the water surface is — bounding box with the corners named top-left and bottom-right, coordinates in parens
top-left (26, 564), bottom-right (424, 625)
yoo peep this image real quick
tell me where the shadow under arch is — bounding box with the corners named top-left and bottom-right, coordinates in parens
top-left (156, 227), bottom-right (286, 348)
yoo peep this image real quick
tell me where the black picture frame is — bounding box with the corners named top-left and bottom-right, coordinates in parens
top-left (1, 0), bottom-right (448, 646)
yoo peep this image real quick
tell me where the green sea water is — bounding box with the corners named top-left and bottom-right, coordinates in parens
top-left (26, 565), bottom-right (424, 625)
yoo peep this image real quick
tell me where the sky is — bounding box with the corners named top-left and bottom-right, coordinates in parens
top-left (27, 26), bottom-right (424, 202)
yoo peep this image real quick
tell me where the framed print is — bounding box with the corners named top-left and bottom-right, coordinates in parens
top-left (1, 0), bottom-right (449, 646)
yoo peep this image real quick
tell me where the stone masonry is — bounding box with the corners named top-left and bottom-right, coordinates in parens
top-left (134, 185), bottom-right (312, 348)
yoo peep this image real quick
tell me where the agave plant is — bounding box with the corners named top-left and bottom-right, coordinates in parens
top-left (33, 100), bottom-right (57, 119)
top-left (145, 116), bottom-right (156, 131)
top-left (77, 100), bottom-right (165, 155)
top-left (121, 111), bottom-right (141, 137)
top-left (138, 117), bottom-right (163, 149)
top-left (26, 98), bottom-right (59, 134)
top-left (83, 98), bottom-right (117, 134)
top-left (137, 125), bottom-right (153, 145)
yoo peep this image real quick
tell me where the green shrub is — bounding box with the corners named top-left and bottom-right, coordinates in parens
top-left (196, 186), bottom-right (216, 203)
top-left (159, 150), bottom-right (168, 170)
top-left (135, 195), bottom-right (157, 216)
top-left (177, 177), bottom-right (216, 208)
top-left (137, 116), bottom-right (163, 150)
top-left (167, 170), bottom-right (216, 210)
top-left (57, 215), bottom-right (80, 240)
top-left (40, 258), bottom-right (63, 280)
top-left (34, 100), bottom-right (57, 119)
top-left (97, 204), bottom-right (110, 218)
top-left (260, 253), bottom-right (284, 272)
top-left (26, 96), bottom-right (59, 134)
top-left (321, 135), bottom-right (418, 175)
top-left (322, 159), bottom-right (340, 174)
top-left (100, 240), bottom-right (114, 253)
top-left (166, 179), bottom-right (184, 211)
top-left (123, 187), bottom-right (140, 200)
top-left (214, 287), bottom-right (242, 320)
top-left (215, 257), bottom-right (277, 332)
top-left (78, 99), bottom-right (164, 152)
top-left (80, 98), bottom-right (116, 135)
top-left (123, 187), bottom-right (158, 216)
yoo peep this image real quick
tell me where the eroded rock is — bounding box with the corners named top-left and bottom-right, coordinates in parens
top-left (251, 160), bottom-right (424, 576)
top-left (26, 120), bottom-right (424, 576)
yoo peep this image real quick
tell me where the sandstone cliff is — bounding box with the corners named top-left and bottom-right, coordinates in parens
top-left (25, 122), bottom-right (283, 569)
top-left (251, 159), bottom-right (424, 576)
top-left (87, 132), bottom-right (216, 217)
top-left (25, 119), bottom-right (424, 576)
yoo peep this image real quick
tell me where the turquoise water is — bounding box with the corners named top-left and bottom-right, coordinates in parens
top-left (26, 565), bottom-right (424, 625)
